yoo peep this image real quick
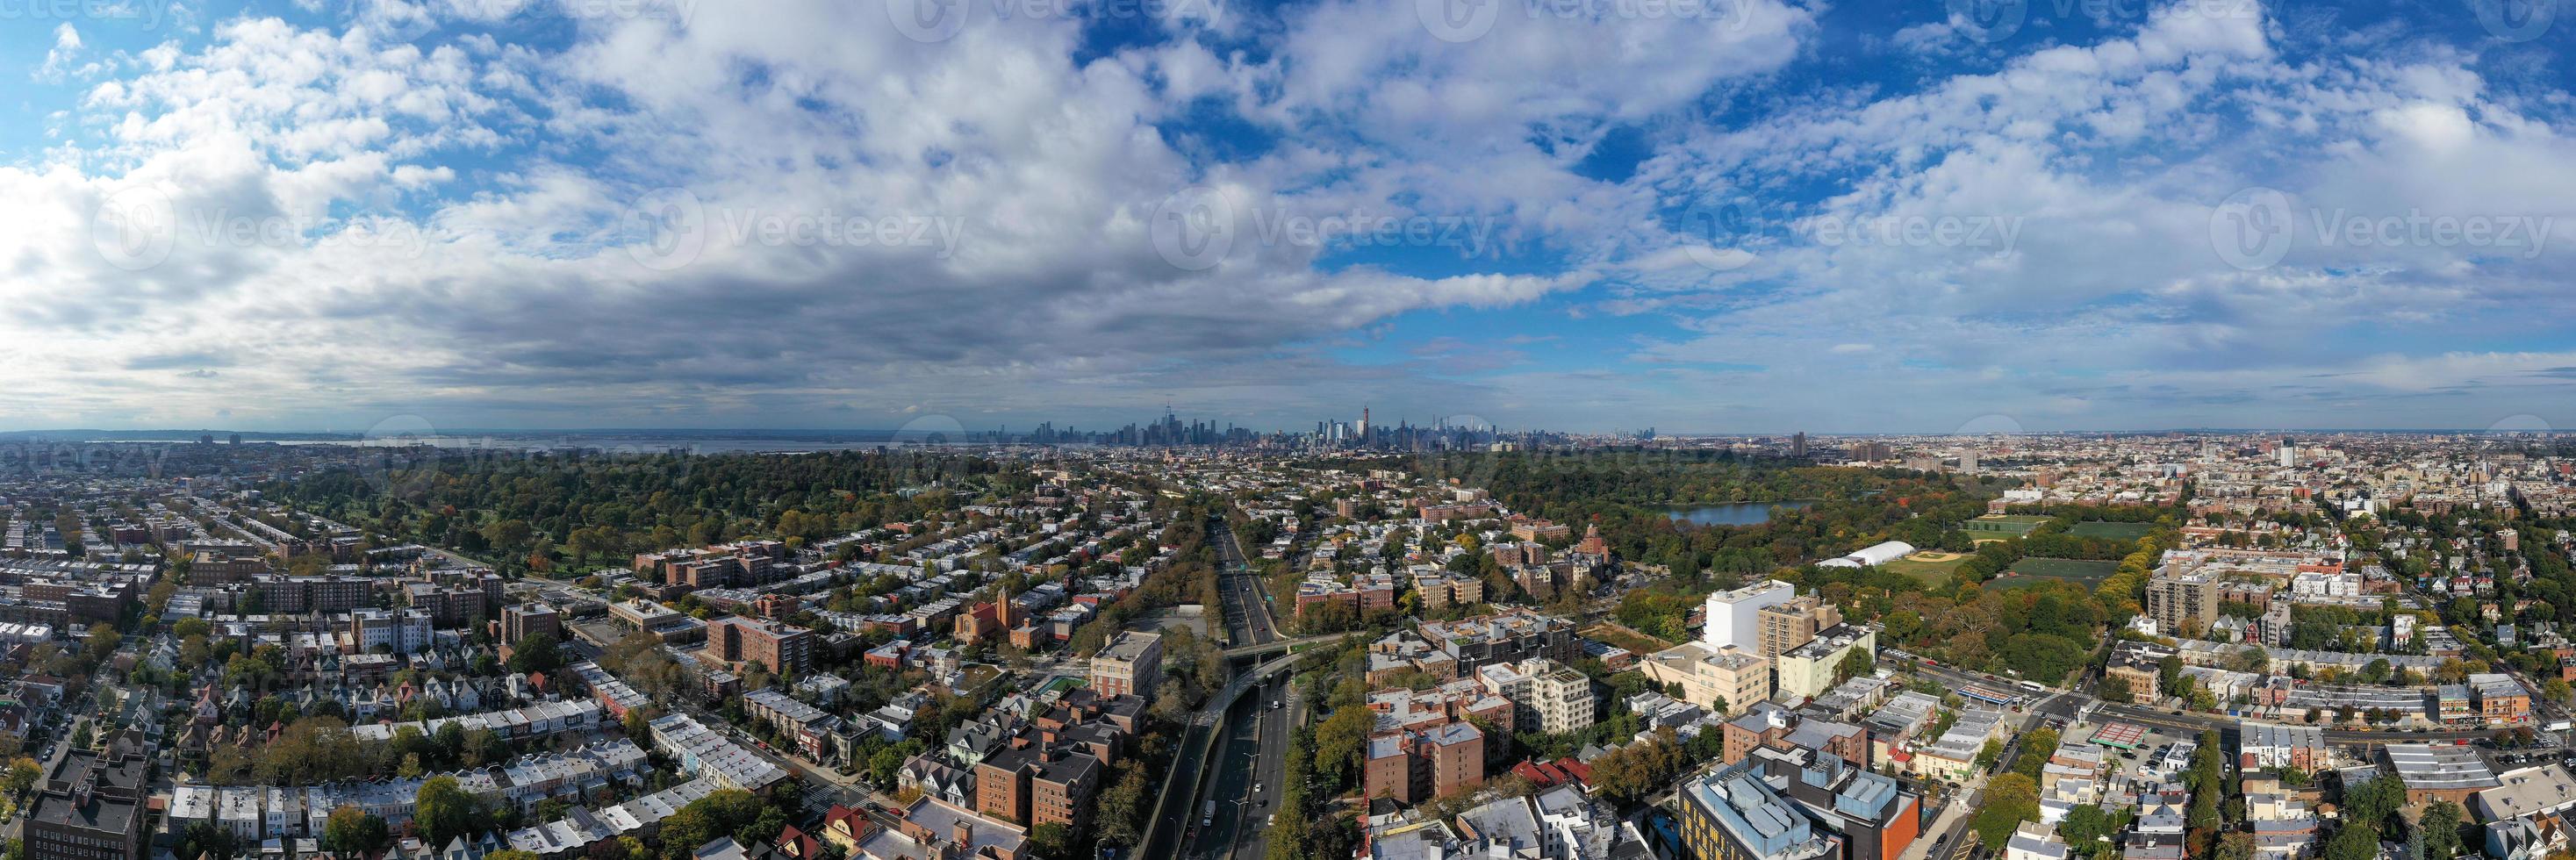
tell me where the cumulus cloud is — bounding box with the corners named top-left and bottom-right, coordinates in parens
top-left (0, 0), bottom-right (2571, 432)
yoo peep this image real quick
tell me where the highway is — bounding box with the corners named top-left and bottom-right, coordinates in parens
top-left (1210, 518), bottom-right (1280, 647)
top-left (1189, 517), bottom-right (1308, 859)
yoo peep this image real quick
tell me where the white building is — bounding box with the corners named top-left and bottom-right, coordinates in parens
top-left (352, 608), bottom-right (434, 655)
top-left (1817, 541), bottom-right (1916, 570)
top-left (1703, 579), bottom-right (1795, 651)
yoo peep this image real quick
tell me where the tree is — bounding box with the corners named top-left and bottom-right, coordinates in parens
top-left (1026, 823), bottom-right (1074, 860)
top-left (1977, 738), bottom-right (2005, 770)
top-left (2100, 675), bottom-right (2134, 704)
top-left (2324, 823), bottom-right (2379, 860)
top-left (508, 633), bottom-right (563, 674)
top-left (2215, 832), bottom-right (2256, 860)
top-left (322, 806), bottom-right (389, 856)
top-left (414, 776), bottom-right (484, 848)
top-left (2421, 799), bottom-right (2464, 858)
top-left (1836, 647), bottom-right (1875, 684)
top-left (1588, 729), bottom-right (1685, 803)
top-left (1094, 763), bottom-right (1151, 849)
top-left (2013, 727), bottom-right (2060, 781)
top-left (2, 758), bottom-right (36, 799)
top-left (1970, 773), bottom-right (2041, 849)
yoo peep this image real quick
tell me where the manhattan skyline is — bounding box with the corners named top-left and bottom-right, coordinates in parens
top-left (3, 0), bottom-right (2572, 433)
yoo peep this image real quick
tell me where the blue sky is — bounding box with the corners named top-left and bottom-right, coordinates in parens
top-left (2, 0), bottom-right (2572, 434)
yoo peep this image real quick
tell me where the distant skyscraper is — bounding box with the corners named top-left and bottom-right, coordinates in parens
top-left (2278, 444), bottom-right (2295, 468)
top-left (1791, 432), bottom-right (1807, 457)
top-left (1960, 452), bottom-right (1978, 475)
top-left (1359, 406), bottom-right (1370, 441)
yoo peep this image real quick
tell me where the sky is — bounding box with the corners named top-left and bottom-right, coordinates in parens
top-left (2, 0), bottom-right (2573, 436)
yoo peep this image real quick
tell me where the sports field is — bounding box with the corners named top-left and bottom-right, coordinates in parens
top-left (1991, 556), bottom-right (2120, 590)
top-left (1881, 552), bottom-right (1969, 585)
top-left (1962, 514), bottom-right (2050, 541)
top-left (2067, 521), bottom-right (2156, 540)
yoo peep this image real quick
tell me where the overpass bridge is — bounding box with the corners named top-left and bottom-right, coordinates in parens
top-left (1221, 631), bottom-right (1362, 661)
top-left (1138, 647), bottom-right (1329, 860)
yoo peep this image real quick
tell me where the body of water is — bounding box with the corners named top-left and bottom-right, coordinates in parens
top-left (1666, 500), bottom-right (1812, 527)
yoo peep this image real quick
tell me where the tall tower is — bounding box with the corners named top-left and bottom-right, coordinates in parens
top-left (1360, 405), bottom-right (1371, 441)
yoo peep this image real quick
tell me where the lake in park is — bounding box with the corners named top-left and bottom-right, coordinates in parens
top-left (1666, 500), bottom-right (1812, 526)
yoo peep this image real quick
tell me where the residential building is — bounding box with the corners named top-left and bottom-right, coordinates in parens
top-left (2238, 721), bottom-right (2325, 773)
top-left (1774, 624), bottom-right (1875, 701)
top-left (2474, 764), bottom-right (2576, 825)
top-left (1703, 580), bottom-right (1796, 653)
top-left (1675, 759), bottom-right (1836, 860)
top-left (350, 608), bottom-right (434, 656)
top-left (2143, 572), bottom-right (2221, 637)
top-left (1756, 595), bottom-right (1843, 659)
top-left (1641, 641), bottom-right (1771, 715)
top-left (502, 603), bottom-right (563, 645)
top-left (26, 750), bottom-right (148, 860)
top-left (703, 616), bottom-right (813, 675)
top-left (1091, 632), bottom-right (1162, 700)
top-left (1475, 658), bottom-right (1595, 735)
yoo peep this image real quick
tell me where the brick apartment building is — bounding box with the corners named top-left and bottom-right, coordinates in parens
top-left (1362, 721), bottom-right (1485, 806)
top-left (971, 692), bottom-right (1139, 828)
top-left (26, 749), bottom-right (148, 860)
top-left (503, 603), bottom-right (563, 644)
top-left (1090, 632), bottom-right (1161, 700)
top-left (705, 616), bottom-right (814, 675)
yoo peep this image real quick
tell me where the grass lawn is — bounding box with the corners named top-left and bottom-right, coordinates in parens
top-left (2067, 520), bottom-right (2156, 540)
top-left (1881, 552), bottom-right (1970, 585)
top-left (1962, 514), bottom-right (2050, 541)
top-left (1582, 622), bottom-right (1675, 656)
top-left (1991, 557), bottom-right (2121, 590)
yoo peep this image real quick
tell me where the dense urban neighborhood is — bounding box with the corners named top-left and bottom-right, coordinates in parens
top-left (0, 427), bottom-right (2573, 860)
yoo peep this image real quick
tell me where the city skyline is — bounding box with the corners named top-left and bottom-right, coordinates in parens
top-left (5, 0), bottom-right (2574, 434)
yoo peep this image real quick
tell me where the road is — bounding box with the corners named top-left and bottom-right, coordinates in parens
top-left (1195, 678), bottom-right (1301, 860)
top-left (1209, 519), bottom-right (1280, 647)
top-left (1154, 651), bottom-right (1310, 860)
top-left (1902, 657), bottom-right (2502, 745)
